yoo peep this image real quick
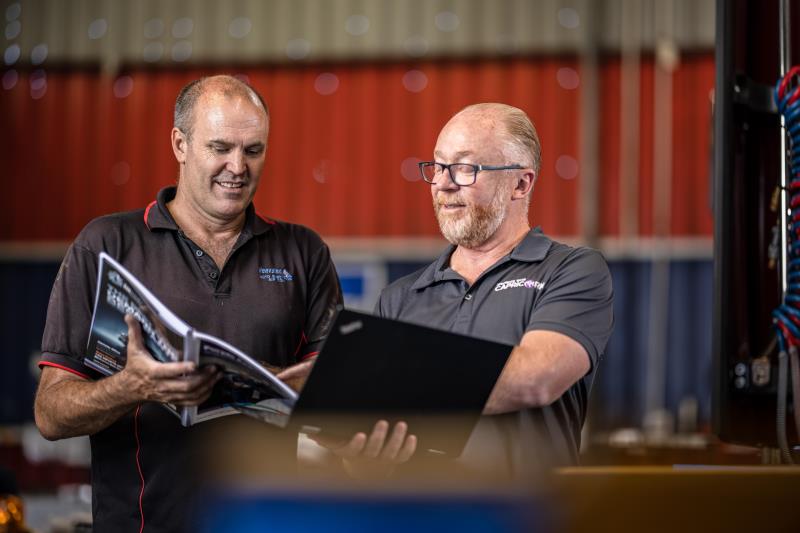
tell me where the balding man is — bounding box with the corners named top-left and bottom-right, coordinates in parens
top-left (34, 76), bottom-right (343, 531)
top-left (375, 103), bottom-right (614, 473)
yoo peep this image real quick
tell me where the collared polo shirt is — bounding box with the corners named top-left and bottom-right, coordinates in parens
top-left (39, 186), bottom-right (342, 532)
top-left (375, 228), bottom-right (613, 471)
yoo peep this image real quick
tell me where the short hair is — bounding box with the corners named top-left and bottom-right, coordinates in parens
top-left (174, 75), bottom-right (269, 139)
top-left (456, 103), bottom-right (541, 174)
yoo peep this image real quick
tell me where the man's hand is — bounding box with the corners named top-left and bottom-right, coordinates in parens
top-left (34, 315), bottom-right (221, 440)
top-left (276, 357), bottom-right (316, 392)
top-left (117, 314), bottom-right (220, 406)
top-left (309, 420), bottom-right (417, 480)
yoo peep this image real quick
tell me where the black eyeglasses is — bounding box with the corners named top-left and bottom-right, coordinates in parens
top-left (418, 161), bottom-right (524, 186)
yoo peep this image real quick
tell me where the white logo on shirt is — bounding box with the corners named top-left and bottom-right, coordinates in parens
top-left (494, 278), bottom-right (545, 292)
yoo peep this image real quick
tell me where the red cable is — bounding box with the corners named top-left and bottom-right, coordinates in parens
top-left (787, 85), bottom-right (800, 106)
top-left (778, 321), bottom-right (799, 348)
top-left (134, 405), bottom-right (146, 533)
top-left (786, 312), bottom-right (800, 329)
top-left (778, 66), bottom-right (800, 100)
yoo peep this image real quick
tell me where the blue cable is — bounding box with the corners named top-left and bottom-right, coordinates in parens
top-left (774, 309), bottom-right (800, 339)
top-left (776, 74), bottom-right (800, 352)
top-left (780, 304), bottom-right (800, 319)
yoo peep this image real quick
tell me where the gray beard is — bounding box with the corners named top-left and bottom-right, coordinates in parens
top-left (433, 182), bottom-right (511, 249)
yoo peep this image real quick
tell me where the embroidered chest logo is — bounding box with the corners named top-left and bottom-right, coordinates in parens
top-left (494, 277), bottom-right (545, 292)
top-left (259, 267), bottom-right (294, 282)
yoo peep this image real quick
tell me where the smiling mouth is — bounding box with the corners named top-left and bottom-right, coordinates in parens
top-left (215, 181), bottom-right (246, 190)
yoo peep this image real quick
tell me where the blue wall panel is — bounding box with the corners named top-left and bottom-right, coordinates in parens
top-left (665, 261), bottom-right (713, 424)
top-left (0, 262), bottom-right (60, 424)
top-left (590, 261), bottom-right (652, 430)
top-left (589, 260), bottom-right (713, 431)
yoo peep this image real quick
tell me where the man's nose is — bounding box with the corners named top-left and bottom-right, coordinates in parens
top-left (432, 169), bottom-right (459, 192)
top-left (227, 150), bottom-right (247, 176)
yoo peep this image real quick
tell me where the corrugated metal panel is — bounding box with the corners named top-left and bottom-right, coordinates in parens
top-left (599, 0), bottom-right (715, 52)
top-left (672, 53), bottom-right (715, 236)
top-left (3, 0), bottom-right (714, 71)
top-left (598, 52), bottom-right (715, 238)
top-left (0, 58), bottom-right (583, 240)
top-left (589, 259), bottom-right (713, 430)
top-left (0, 53), bottom-right (713, 241)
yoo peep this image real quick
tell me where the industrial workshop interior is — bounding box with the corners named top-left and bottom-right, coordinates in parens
top-left (1, 0), bottom-right (798, 532)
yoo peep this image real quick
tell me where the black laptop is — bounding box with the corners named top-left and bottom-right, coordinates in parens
top-left (292, 309), bottom-right (513, 457)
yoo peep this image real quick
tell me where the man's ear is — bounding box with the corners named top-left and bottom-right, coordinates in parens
top-left (171, 127), bottom-right (188, 164)
top-left (513, 169), bottom-right (536, 199)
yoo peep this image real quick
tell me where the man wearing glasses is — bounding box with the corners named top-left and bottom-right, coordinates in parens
top-left (375, 103), bottom-right (614, 473)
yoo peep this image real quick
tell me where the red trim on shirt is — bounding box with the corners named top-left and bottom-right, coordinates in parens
top-left (37, 361), bottom-right (90, 380)
top-left (134, 404), bottom-right (146, 533)
top-left (300, 351), bottom-right (319, 361)
top-left (143, 200), bottom-right (156, 229)
top-left (292, 330), bottom-right (308, 357)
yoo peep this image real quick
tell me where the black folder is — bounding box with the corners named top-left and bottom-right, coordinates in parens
top-left (292, 309), bottom-right (513, 457)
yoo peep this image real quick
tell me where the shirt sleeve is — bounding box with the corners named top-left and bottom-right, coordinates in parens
top-left (298, 242), bottom-right (343, 361)
top-left (40, 241), bottom-right (104, 380)
top-left (373, 291), bottom-right (387, 317)
top-left (525, 248), bottom-right (614, 371)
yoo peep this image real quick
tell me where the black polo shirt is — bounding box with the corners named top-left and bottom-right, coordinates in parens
top-left (39, 186), bottom-right (342, 532)
top-left (375, 228), bottom-right (613, 472)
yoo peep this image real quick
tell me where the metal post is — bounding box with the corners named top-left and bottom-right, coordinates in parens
top-left (619, 0), bottom-right (641, 238)
top-left (579, 1), bottom-right (600, 247)
top-left (776, 0), bottom-right (794, 465)
top-left (779, 0), bottom-right (791, 296)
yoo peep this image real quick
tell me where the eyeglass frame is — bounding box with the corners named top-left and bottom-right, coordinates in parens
top-left (418, 161), bottom-right (526, 186)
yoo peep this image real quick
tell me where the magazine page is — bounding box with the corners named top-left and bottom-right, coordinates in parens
top-left (84, 252), bottom-right (190, 377)
top-left (192, 332), bottom-right (297, 426)
top-left (229, 398), bottom-right (293, 428)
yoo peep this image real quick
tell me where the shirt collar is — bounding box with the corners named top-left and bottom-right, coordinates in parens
top-left (509, 226), bottom-right (551, 262)
top-left (144, 186), bottom-right (274, 236)
top-left (409, 227), bottom-right (552, 291)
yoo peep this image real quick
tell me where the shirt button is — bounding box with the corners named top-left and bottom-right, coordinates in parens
top-left (195, 249), bottom-right (204, 257)
top-left (464, 294), bottom-right (473, 300)
top-left (209, 271), bottom-right (218, 280)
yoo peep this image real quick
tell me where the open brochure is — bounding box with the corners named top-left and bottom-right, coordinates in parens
top-left (85, 252), bottom-right (298, 427)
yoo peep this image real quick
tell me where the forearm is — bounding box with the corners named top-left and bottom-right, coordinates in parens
top-left (483, 355), bottom-right (549, 415)
top-left (483, 331), bottom-right (591, 415)
top-left (35, 373), bottom-right (138, 440)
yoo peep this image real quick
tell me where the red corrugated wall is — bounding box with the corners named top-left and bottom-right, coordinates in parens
top-left (0, 54), bottom-right (713, 241)
top-left (598, 52), bottom-right (715, 237)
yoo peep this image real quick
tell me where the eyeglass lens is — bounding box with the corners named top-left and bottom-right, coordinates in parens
top-left (422, 163), bottom-right (476, 185)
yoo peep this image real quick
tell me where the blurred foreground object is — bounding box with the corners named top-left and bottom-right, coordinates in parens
top-left (0, 495), bottom-right (30, 533)
top-left (556, 465), bottom-right (800, 533)
top-left (197, 418), bottom-right (800, 532)
top-left (193, 488), bottom-right (547, 533)
top-left (0, 469), bottom-right (30, 533)
top-left (197, 414), bottom-right (556, 532)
